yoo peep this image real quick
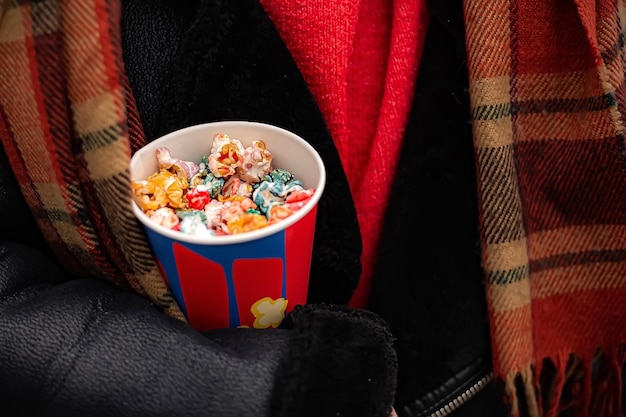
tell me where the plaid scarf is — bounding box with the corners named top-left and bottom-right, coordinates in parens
top-left (0, 0), bottom-right (184, 321)
top-left (464, 0), bottom-right (626, 416)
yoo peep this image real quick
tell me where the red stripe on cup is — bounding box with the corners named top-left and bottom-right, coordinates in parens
top-left (173, 243), bottom-right (230, 331)
top-left (233, 258), bottom-right (284, 327)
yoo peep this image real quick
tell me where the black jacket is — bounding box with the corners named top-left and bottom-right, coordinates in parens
top-left (0, 0), bottom-right (506, 416)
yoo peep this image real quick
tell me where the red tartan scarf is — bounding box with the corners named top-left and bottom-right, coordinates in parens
top-left (0, 0), bottom-right (184, 321)
top-left (464, 0), bottom-right (626, 416)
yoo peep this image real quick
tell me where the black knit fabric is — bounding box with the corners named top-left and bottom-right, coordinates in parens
top-left (368, 0), bottom-right (492, 406)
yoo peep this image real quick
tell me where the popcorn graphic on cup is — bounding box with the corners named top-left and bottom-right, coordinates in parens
top-left (250, 297), bottom-right (288, 329)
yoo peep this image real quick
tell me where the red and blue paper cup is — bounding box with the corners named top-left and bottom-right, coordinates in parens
top-left (130, 121), bottom-right (326, 332)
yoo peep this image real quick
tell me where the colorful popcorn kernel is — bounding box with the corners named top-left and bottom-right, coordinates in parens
top-left (180, 211), bottom-right (212, 236)
top-left (227, 212), bottom-right (269, 234)
top-left (208, 134), bottom-right (244, 178)
top-left (236, 140), bottom-right (273, 183)
top-left (156, 147), bottom-right (200, 179)
top-left (268, 205), bottom-right (294, 224)
top-left (222, 176), bottom-right (253, 198)
top-left (185, 186), bottom-right (211, 210)
top-left (146, 207), bottom-right (180, 230)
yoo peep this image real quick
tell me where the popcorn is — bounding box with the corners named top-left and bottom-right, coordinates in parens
top-left (237, 140), bottom-right (273, 183)
top-left (179, 211), bottom-right (212, 236)
top-left (156, 147), bottom-right (200, 179)
top-left (132, 169), bottom-right (188, 211)
top-left (185, 186), bottom-right (211, 210)
top-left (222, 176), bottom-right (253, 198)
top-left (267, 205), bottom-right (294, 225)
top-left (132, 132), bottom-right (316, 236)
top-left (146, 207), bottom-right (180, 230)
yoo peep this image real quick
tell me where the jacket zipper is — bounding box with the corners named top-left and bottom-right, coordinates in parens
top-left (428, 372), bottom-right (494, 417)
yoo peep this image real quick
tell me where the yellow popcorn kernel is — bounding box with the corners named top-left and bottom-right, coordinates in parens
top-left (227, 213), bottom-right (268, 234)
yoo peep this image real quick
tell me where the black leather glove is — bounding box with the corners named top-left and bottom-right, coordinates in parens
top-left (0, 239), bottom-right (396, 417)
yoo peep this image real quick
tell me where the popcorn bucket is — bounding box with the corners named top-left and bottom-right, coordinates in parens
top-left (130, 121), bottom-right (326, 332)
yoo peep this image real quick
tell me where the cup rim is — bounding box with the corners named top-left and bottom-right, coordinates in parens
top-left (130, 121), bottom-right (326, 246)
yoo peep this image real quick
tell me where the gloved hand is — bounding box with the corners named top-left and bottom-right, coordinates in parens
top-left (0, 240), bottom-right (397, 417)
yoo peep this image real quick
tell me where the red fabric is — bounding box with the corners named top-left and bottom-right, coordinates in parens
top-left (464, 0), bottom-right (626, 415)
top-left (259, 0), bottom-right (430, 307)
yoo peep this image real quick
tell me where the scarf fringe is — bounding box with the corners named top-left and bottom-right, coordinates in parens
top-left (502, 347), bottom-right (625, 417)
top-left (504, 367), bottom-right (539, 417)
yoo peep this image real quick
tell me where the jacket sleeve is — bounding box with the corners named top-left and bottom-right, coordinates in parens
top-left (0, 240), bottom-right (396, 417)
top-left (0, 239), bottom-right (287, 416)
top-left (0, 150), bottom-right (396, 417)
